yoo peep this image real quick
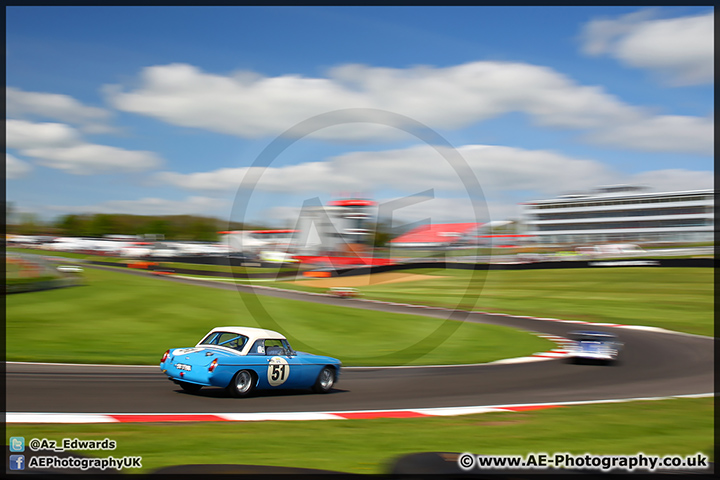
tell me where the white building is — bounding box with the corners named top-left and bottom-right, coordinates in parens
top-left (292, 199), bottom-right (375, 256)
top-left (219, 200), bottom-right (375, 259)
top-left (220, 230), bottom-right (296, 254)
top-left (519, 186), bottom-right (714, 245)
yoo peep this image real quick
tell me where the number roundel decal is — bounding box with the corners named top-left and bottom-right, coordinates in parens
top-left (267, 356), bottom-right (289, 386)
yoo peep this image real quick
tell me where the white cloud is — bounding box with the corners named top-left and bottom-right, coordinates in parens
top-left (107, 62), bottom-right (608, 134)
top-left (337, 144), bottom-right (620, 196)
top-left (584, 114), bottom-right (713, 154)
top-left (580, 10), bottom-right (714, 86)
top-left (6, 87), bottom-right (114, 131)
top-left (6, 119), bottom-right (164, 175)
top-left (6, 119), bottom-right (81, 149)
top-left (156, 143), bottom-right (618, 197)
top-left (6, 153), bottom-right (32, 179)
top-left (47, 196), bottom-right (229, 216)
top-left (155, 167), bottom-right (248, 191)
top-left (169, 143), bottom-right (615, 225)
top-left (156, 142), bottom-right (713, 224)
top-left (580, 9), bottom-right (658, 56)
top-left (155, 162), bottom-right (364, 193)
top-left (21, 144), bottom-right (163, 175)
top-left (629, 169), bottom-right (714, 193)
top-left (105, 61), bottom-right (712, 154)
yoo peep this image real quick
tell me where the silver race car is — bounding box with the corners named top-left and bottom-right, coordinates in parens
top-left (567, 330), bottom-right (623, 365)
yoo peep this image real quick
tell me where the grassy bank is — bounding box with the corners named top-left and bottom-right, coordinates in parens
top-left (5, 266), bottom-right (551, 366)
top-left (6, 257), bottom-right (712, 476)
top-left (10, 249), bottom-right (714, 338)
top-left (275, 267), bottom-right (714, 336)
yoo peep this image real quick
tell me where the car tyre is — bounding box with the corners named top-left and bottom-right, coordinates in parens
top-left (312, 366), bottom-right (335, 394)
top-left (227, 369), bottom-right (255, 398)
top-left (179, 381), bottom-right (202, 393)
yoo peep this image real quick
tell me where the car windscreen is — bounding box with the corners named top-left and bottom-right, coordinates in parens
top-left (574, 335), bottom-right (613, 342)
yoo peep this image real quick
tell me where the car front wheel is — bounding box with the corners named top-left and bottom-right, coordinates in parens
top-left (312, 366), bottom-right (335, 393)
top-left (227, 370), bottom-right (255, 398)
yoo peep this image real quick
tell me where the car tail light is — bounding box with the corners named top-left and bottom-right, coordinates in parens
top-left (161, 349), bottom-right (170, 363)
top-left (208, 358), bottom-right (218, 373)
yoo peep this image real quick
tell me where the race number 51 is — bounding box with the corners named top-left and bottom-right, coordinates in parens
top-left (268, 357), bottom-right (289, 386)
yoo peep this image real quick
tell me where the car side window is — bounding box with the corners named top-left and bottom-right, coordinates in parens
top-left (249, 339), bottom-right (265, 355)
top-left (265, 339), bottom-right (286, 356)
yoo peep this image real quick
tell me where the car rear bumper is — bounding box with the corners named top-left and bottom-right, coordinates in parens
top-left (167, 376), bottom-right (212, 387)
top-left (161, 361), bottom-right (215, 386)
top-left (572, 352), bottom-right (616, 360)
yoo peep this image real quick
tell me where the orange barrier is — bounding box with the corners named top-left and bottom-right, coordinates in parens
top-left (127, 261), bottom-right (158, 269)
top-left (303, 271), bottom-right (331, 278)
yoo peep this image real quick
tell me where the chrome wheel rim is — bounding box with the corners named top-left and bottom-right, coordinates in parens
top-left (319, 368), bottom-right (333, 390)
top-left (236, 371), bottom-right (251, 393)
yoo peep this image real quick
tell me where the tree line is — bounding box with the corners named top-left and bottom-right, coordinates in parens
top-left (7, 210), bottom-right (261, 242)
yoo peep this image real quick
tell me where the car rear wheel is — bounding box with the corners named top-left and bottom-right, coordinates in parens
top-left (179, 381), bottom-right (202, 393)
top-left (312, 366), bottom-right (335, 393)
top-left (227, 369), bottom-right (255, 398)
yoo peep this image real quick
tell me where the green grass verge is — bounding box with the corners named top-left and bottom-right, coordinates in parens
top-left (5, 266), bottom-right (552, 366)
top-left (5, 275), bottom-right (58, 286)
top-left (7, 247), bottom-right (93, 259)
top-left (7, 397), bottom-right (713, 474)
top-left (274, 267), bottom-right (714, 337)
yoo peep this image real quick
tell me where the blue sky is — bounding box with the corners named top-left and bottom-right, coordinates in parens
top-left (6, 6), bottom-right (714, 229)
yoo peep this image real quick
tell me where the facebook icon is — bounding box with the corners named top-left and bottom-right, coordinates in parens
top-left (9, 454), bottom-right (25, 470)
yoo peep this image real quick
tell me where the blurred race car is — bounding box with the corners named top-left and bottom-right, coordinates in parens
top-left (160, 326), bottom-right (341, 397)
top-left (327, 287), bottom-right (360, 298)
top-left (567, 330), bottom-right (623, 365)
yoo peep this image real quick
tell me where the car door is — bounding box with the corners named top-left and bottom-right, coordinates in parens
top-left (253, 339), bottom-right (306, 389)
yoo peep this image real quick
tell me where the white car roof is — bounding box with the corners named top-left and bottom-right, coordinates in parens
top-left (206, 326), bottom-right (286, 340)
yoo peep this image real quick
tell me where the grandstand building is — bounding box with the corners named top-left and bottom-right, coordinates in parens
top-left (390, 223), bottom-right (480, 249)
top-left (220, 229), bottom-right (296, 254)
top-left (292, 199), bottom-right (376, 257)
top-left (389, 221), bottom-right (531, 249)
top-left (519, 186), bottom-right (714, 245)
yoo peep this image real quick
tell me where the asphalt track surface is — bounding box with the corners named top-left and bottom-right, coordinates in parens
top-left (7, 266), bottom-right (714, 414)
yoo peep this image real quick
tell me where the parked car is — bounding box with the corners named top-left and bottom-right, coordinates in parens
top-left (160, 326), bottom-right (341, 397)
top-left (56, 265), bottom-right (83, 273)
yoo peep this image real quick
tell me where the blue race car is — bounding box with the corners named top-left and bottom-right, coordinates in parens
top-left (567, 330), bottom-right (623, 365)
top-left (160, 326), bottom-right (341, 397)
